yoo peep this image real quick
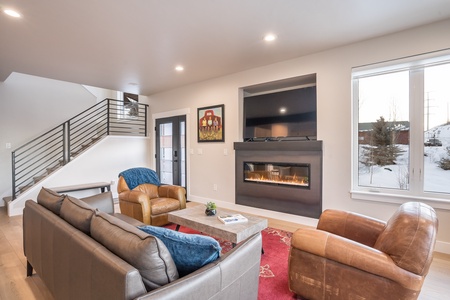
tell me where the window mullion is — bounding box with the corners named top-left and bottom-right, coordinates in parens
top-left (351, 79), bottom-right (360, 191)
top-left (409, 68), bottom-right (425, 195)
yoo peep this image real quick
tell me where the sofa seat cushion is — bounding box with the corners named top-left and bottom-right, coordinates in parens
top-left (150, 198), bottom-right (180, 215)
top-left (137, 225), bottom-right (221, 277)
top-left (91, 211), bottom-right (179, 291)
top-left (37, 187), bottom-right (65, 215)
top-left (60, 195), bottom-right (95, 235)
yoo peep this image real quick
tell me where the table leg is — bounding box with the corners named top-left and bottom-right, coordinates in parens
top-left (175, 224), bottom-right (180, 231)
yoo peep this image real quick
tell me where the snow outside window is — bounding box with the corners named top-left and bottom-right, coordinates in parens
top-left (352, 50), bottom-right (450, 205)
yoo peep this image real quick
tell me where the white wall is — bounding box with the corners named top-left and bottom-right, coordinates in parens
top-left (148, 19), bottom-right (450, 252)
top-left (83, 85), bottom-right (117, 102)
top-left (7, 136), bottom-right (151, 215)
top-left (0, 73), bottom-right (97, 205)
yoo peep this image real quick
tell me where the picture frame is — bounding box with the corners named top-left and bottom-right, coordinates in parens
top-left (198, 104), bottom-right (225, 142)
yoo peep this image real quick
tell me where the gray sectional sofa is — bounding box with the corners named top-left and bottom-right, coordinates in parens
top-left (23, 188), bottom-right (262, 300)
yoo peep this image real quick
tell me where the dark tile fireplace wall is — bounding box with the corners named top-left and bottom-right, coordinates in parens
top-left (234, 140), bottom-right (322, 219)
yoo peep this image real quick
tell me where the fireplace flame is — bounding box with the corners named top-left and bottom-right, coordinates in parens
top-left (245, 171), bottom-right (308, 187)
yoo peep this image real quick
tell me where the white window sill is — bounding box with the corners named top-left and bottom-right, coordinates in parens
top-left (350, 190), bottom-right (450, 211)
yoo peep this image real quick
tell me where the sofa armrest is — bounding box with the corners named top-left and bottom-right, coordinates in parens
top-left (81, 191), bottom-right (114, 214)
top-left (317, 209), bottom-right (386, 247)
top-left (23, 200), bottom-right (147, 300)
top-left (158, 185), bottom-right (186, 209)
top-left (118, 190), bottom-right (151, 224)
top-left (136, 233), bottom-right (262, 300)
top-left (291, 228), bottom-right (422, 290)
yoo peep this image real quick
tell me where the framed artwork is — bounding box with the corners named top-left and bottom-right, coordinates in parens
top-left (123, 92), bottom-right (139, 118)
top-left (198, 104), bottom-right (225, 142)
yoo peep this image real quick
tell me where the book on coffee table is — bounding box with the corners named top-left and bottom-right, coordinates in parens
top-left (217, 214), bottom-right (248, 224)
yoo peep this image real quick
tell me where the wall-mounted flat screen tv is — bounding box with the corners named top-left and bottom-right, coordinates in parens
top-left (243, 86), bottom-right (317, 141)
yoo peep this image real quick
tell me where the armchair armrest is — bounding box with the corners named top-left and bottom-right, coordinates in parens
top-left (118, 190), bottom-right (151, 224)
top-left (158, 185), bottom-right (186, 209)
top-left (317, 209), bottom-right (386, 247)
top-left (291, 228), bottom-right (423, 290)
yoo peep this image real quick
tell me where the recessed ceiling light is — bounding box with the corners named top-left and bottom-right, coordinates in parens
top-left (264, 34), bottom-right (277, 42)
top-left (175, 65), bottom-right (184, 72)
top-left (280, 107), bottom-right (287, 114)
top-left (3, 9), bottom-right (21, 18)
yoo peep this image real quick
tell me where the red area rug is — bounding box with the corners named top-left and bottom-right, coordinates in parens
top-left (165, 224), bottom-right (295, 299)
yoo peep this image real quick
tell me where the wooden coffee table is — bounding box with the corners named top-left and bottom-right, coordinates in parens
top-left (168, 205), bottom-right (268, 245)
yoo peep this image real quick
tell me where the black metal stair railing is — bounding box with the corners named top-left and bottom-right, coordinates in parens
top-left (11, 98), bottom-right (148, 199)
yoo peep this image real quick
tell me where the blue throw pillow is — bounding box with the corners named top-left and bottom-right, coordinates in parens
top-left (137, 225), bottom-right (221, 277)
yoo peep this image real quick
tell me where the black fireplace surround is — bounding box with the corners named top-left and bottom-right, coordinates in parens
top-left (234, 140), bottom-right (322, 219)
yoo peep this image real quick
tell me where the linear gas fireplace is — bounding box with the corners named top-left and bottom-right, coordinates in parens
top-left (244, 162), bottom-right (310, 188)
top-left (234, 140), bottom-right (322, 219)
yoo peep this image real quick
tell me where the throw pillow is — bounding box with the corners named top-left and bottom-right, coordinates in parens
top-left (137, 225), bottom-right (221, 277)
top-left (91, 212), bottom-right (179, 291)
top-left (37, 187), bottom-right (65, 215)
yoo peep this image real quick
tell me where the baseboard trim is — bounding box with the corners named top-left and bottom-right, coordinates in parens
top-left (435, 240), bottom-right (450, 255)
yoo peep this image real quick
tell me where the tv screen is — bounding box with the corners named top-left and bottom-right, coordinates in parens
top-left (243, 86), bottom-right (317, 140)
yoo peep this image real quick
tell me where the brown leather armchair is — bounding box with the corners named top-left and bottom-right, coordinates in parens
top-left (288, 202), bottom-right (438, 300)
top-left (117, 175), bottom-right (186, 226)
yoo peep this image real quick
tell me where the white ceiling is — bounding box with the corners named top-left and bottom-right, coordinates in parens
top-left (1, 0), bottom-right (450, 96)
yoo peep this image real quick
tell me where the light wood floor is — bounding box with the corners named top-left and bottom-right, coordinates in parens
top-left (1, 203), bottom-right (449, 300)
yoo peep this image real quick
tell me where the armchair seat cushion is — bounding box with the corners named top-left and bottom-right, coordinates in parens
top-left (151, 198), bottom-right (181, 215)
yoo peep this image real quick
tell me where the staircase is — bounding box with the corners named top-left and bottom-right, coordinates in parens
top-left (10, 98), bottom-right (148, 199)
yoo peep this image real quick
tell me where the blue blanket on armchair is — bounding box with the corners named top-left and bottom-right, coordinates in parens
top-left (119, 167), bottom-right (161, 190)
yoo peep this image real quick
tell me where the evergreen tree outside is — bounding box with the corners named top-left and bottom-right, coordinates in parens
top-left (438, 147), bottom-right (450, 170)
top-left (360, 116), bottom-right (403, 183)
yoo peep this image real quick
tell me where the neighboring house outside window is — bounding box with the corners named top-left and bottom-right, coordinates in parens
top-left (352, 50), bottom-right (450, 206)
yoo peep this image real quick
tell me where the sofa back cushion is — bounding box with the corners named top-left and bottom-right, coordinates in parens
top-left (37, 187), bottom-right (65, 215)
top-left (374, 202), bottom-right (438, 275)
top-left (60, 196), bottom-right (95, 235)
top-left (90, 211), bottom-right (178, 291)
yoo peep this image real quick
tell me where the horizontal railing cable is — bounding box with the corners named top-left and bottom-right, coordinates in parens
top-left (11, 98), bottom-right (148, 199)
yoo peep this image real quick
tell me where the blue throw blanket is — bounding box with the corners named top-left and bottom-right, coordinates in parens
top-left (119, 167), bottom-right (160, 190)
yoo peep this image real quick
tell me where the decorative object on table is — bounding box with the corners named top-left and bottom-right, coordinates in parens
top-left (205, 202), bottom-right (217, 216)
top-left (198, 104), bottom-right (224, 142)
top-left (217, 213), bottom-right (248, 224)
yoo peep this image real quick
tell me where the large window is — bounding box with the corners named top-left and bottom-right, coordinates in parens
top-left (352, 50), bottom-right (450, 203)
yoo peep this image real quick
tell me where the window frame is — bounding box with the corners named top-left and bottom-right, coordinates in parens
top-left (351, 49), bottom-right (450, 210)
